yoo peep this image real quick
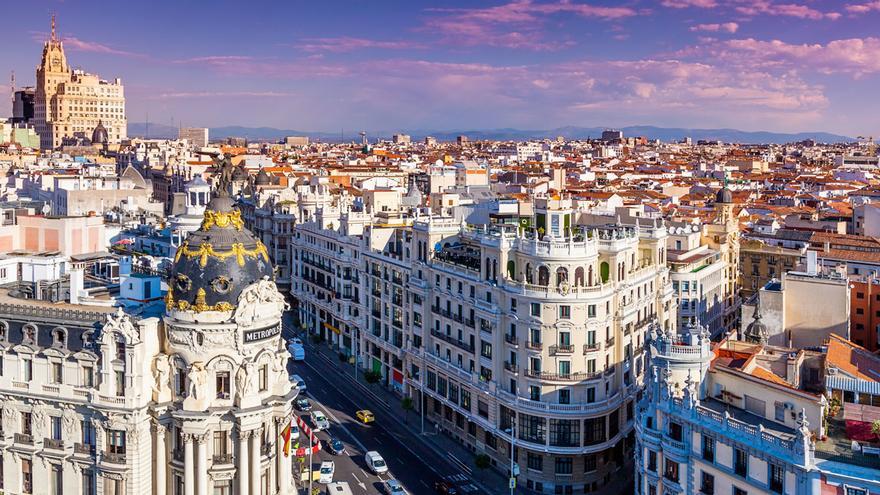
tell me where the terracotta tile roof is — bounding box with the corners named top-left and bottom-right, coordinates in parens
top-left (825, 334), bottom-right (880, 381)
top-left (751, 366), bottom-right (792, 387)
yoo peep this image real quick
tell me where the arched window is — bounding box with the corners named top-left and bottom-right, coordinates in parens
top-left (507, 260), bottom-right (516, 280)
top-left (600, 262), bottom-right (610, 283)
top-left (52, 327), bottom-right (67, 348)
top-left (588, 266), bottom-right (594, 286)
top-left (538, 266), bottom-right (550, 286)
top-left (574, 267), bottom-right (585, 287)
top-left (22, 324), bottom-right (37, 345)
top-left (556, 267), bottom-right (568, 287)
top-left (0, 321), bottom-right (8, 342)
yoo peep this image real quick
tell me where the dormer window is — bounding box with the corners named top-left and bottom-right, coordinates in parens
top-left (52, 328), bottom-right (67, 348)
top-left (0, 321), bottom-right (8, 342)
top-left (22, 324), bottom-right (37, 345)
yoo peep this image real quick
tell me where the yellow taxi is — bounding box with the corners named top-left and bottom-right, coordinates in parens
top-left (355, 410), bottom-right (375, 424)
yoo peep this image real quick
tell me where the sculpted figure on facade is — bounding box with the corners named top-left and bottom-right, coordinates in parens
top-left (105, 306), bottom-right (140, 344)
top-left (234, 276), bottom-right (288, 325)
top-left (152, 354), bottom-right (171, 396)
top-left (2, 404), bottom-right (17, 432)
top-left (31, 404), bottom-right (46, 438)
top-left (187, 362), bottom-right (207, 400)
top-left (62, 406), bottom-right (78, 436)
top-left (235, 362), bottom-right (255, 400)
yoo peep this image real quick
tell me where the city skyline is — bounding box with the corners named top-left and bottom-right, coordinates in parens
top-left (2, 0), bottom-right (880, 136)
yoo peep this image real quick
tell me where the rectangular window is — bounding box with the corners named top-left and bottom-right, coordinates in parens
top-left (105, 477), bottom-right (124, 495)
top-left (115, 371), bottom-right (125, 397)
top-left (554, 457), bottom-right (573, 475)
top-left (21, 458), bottom-right (32, 494)
top-left (50, 464), bottom-right (62, 495)
top-left (700, 471), bottom-right (714, 495)
top-left (530, 303), bottom-right (541, 317)
top-left (588, 304), bottom-right (596, 318)
top-left (82, 470), bottom-right (95, 495)
top-left (664, 459), bottom-right (679, 483)
top-left (107, 430), bottom-right (126, 455)
top-left (584, 454), bottom-right (597, 472)
top-left (259, 365), bottom-right (268, 391)
top-left (586, 387), bottom-right (595, 403)
top-left (702, 435), bottom-right (714, 463)
top-left (734, 448), bottom-right (748, 477)
top-left (647, 450), bottom-right (657, 472)
top-left (51, 362), bottom-right (63, 384)
top-left (668, 422), bottom-right (682, 441)
top-left (23, 359), bottom-right (32, 381)
top-left (558, 389), bottom-right (570, 405)
top-left (558, 361), bottom-right (571, 376)
top-left (51, 416), bottom-right (62, 440)
top-left (529, 386), bottom-right (540, 401)
top-left (559, 305), bottom-right (570, 319)
top-left (769, 464), bottom-right (784, 494)
top-left (733, 488), bottom-right (747, 495)
top-left (527, 452), bottom-right (543, 471)
top-left (83, 366), bottom-right (94, 387)
top-left (213, 480), bottom-right (232, 495)
top-left (216, 371), bottom-right (231, 399)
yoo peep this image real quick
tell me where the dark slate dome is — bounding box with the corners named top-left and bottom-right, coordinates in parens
top-left (166, 193), bottom-right (274, 313)
top-left (233, 164), bottom-right (249, 181)
top-left (91, 121), bottom-right (108, 145)
top-left (254, 168), bottom-right (272, 186)
top-left (715, 186), bottom-right (733, 204)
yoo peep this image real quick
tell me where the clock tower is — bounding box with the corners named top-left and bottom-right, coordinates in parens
top-left (35, 14), bottom-right (70, 149)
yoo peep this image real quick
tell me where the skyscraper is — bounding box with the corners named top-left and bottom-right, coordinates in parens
top-left (34, 16), bottom-right (127, 149)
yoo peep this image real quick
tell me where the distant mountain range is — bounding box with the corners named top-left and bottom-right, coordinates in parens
top-left (127, 123), bottom-right (853, 145)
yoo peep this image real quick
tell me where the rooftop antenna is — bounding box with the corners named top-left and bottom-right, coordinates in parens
top-left (10, 71), bottom-right (14, 106)
top-left (50, 13), bottom-right (57, 43)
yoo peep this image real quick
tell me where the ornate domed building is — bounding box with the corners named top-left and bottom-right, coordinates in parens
top-left (152, 157), bottom-right (297, 495)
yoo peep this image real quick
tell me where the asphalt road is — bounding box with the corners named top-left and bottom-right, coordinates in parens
top-left (284, 320), bottom-right (484, 495)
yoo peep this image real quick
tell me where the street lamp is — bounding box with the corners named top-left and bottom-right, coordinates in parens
top-left (505, 419), bottom-right (518, 495)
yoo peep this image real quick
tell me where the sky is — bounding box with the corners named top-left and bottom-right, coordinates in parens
top-left (2, 0), bottom-right (880, 136)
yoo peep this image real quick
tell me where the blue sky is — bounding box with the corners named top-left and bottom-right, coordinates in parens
top-left (3, 0), bottom-right (880, 136)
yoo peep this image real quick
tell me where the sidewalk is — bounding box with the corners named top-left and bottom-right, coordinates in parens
top-left (305, 339), bottom-right (514, 495)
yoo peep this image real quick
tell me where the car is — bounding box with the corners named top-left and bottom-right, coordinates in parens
top-left (289, 424), bottom-right (300, 441)
top-left (364, 451), bottom-right (388, 475)
top-left (325, 482), bottom-right (353, 495)
top-left (355, 409), bottom-right (375, 424)
top-left (319, 461), bottom-right (335, 484)
top-left (311, 411), bottom-right (330, 431)
top-left (433, 480), bottom-right (458, 495)
top-left (295, 397), bottom-right (312, 412)
top-left (290, 374), bottom-right (306, 393)
top-left (288, 345), bottom-right (305, 361)
top-left (385, 479), bottom-right (406, 495)
top-left (290, 337), bottom-right (304, 347)
top-left (327, 437), bottom-right (346, 455)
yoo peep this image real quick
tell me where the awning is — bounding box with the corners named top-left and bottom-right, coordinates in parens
top-left (322, 322), bottom-right (341, 334)
top-left (826, 375), bottom-right (880, 395)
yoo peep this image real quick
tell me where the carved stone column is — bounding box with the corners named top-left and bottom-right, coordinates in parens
top-left (196, 433), bottom-right (208, 495)
top-left (249, 430), bottom-right (260, 495)
top-left (184, 434), bottom-right (194, 495)
top-left (237, 430), bottom-right (249, 495)
top-left (153, 423), bottom-right (167, 495)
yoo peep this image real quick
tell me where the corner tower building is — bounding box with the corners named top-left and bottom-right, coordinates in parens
top-left (156, 162), bottom-right (295, 495)
top-left (34, 16), bottom-right (127, 149)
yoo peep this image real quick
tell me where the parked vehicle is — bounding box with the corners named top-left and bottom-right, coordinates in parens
top-left (364, 451), bottom-right (388, 474)
top-left (319, 461), bottom-right (335, 484)
top-left (289, 424), bottom-right (300, 441)
top-left (433, 480), bottom-right (458, 494)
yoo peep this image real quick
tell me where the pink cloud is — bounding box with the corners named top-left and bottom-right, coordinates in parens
top-left (721, 37), bottom-right (880, 76)
top-left (150, 91), bottom-right (294, 99)
top-left (690, 22), bottom-right (739, 33)
top-left (734, 1), bottom-right (839, 20)
top-left (300, 37), bottom-right (424, 53)
top-left (30, 31), bottom-right (143, 57)
top-left (846, 1), bottom-right (880, 12)
top-left (661, 0), bottom-right (717, 8)
top-left (422, 1), bottom-right (637, 50)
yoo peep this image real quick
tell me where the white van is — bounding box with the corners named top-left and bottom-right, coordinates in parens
top-left (364, 451), bottom-right (388, 474)
top-left (325, 482), bottom-right (353, 495)
top-left (319, 460), bottom-right (335, 484)
top-left (288, 338), bottom-right (305, 361)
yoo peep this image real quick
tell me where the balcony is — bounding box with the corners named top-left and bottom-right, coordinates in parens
top-left (523, 370), bottom-right (601, 381)
top-left (213, 453), bottom-right (234, 464)
top-left (606, 337), bottom-right (615, 348)
top-left (44, 438), bottom-right (64, 450)
top-left (14, 433), bottom-right (32, 445)
top-left (583, 343), bottom-right (600, 354)
top-left (104, 452), bottom-right (126, 464)
top-left (430, 330), bottom-right (475, 353)
top-left (504, 334), bottom-right (519, 346)
top-left (504, 361), bottom-right (519, 373)
top-left (74, 443), bottom-right (95, 456)
top-left (549, 344), bottom-right (575, 356)
top-left (525, 341), bottom-right (542, 351)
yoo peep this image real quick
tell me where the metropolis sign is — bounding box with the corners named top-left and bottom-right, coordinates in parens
top-left (243, 324), bottom-right (281, 343)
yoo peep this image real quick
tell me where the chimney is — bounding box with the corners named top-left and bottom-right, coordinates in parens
top-left (69, 262), bottom-right (84, 305)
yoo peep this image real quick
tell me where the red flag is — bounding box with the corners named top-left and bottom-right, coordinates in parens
top-left (281, 423), bottom-right (292, 457)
